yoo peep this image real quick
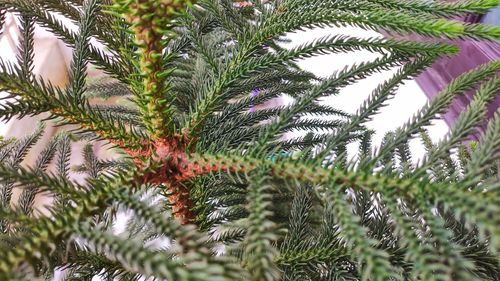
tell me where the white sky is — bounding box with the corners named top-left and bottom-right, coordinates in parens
top-left (285, 26), bottom-right (449, 162)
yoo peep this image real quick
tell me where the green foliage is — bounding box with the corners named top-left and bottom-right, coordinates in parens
top-left (0, 0), bottom-right (499, 280)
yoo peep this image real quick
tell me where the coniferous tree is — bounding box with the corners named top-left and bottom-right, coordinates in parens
top-left (0, 0), bottom-right (499, 280)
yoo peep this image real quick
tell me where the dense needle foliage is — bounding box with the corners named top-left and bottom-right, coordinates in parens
top-left (0, 0), bottom-right (499, 280)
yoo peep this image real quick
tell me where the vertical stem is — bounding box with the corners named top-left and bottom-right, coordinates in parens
top-left (116, 0), bottom-right (192, 138)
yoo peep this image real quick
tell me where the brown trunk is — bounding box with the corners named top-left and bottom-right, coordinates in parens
top-left (117, 135), bottom-right (203, 224)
